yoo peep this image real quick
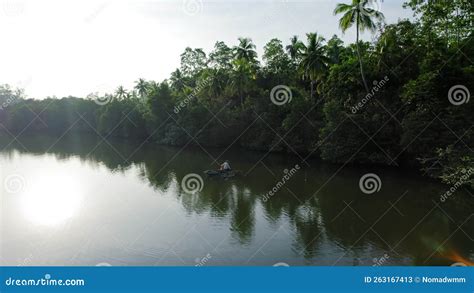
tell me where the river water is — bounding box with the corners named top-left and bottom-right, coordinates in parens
top-left (0, 134), bottom-right (472, 266)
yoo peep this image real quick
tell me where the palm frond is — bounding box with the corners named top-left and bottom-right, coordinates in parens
top-left (338, 10), bottom-right (356, 32)
top-left (333, 3), bottom-right (352, 15)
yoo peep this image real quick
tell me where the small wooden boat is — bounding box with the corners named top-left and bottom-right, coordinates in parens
top-left (204, 170), bottom-right (240, 179)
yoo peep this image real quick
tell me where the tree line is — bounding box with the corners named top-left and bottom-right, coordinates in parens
top-left (0, 0), bottom-right (472, 188)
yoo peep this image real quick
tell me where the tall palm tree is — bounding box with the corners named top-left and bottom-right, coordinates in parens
top-left (125, 91), bottom-right (133, 100)
top-left (299, 33), bottom-right (329, 100)
top-left (286, 35), bottom-right (304, 61)
top-left (147, 81), bottom-right (160, 97)
top-left (134, 78), bottom-right (149, 98)
top-left (334, 0), bottom-right (384, 92)
top-left (170, 69), bottom-right (186, 93)
top-left (115, 86), bottom-right (127, 100)
top-left (231, 58), bottom-right (252, 108)
top-left (233, 37), bottom-right (258, 64)
top-left (203, 69), bottom-right (228, 100)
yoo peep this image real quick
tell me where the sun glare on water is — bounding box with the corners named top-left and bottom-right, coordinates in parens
top-left (20, 175), bottom-right (83, 226)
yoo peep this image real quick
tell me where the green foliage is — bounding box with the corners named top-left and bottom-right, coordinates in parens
top-left (420, 145), bottom-right (474, 189)
top-left (404, 0), bottom-right (473, 46)
top-left (0, 1), bottom-right (472, 189)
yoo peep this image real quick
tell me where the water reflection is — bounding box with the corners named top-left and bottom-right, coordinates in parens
top-left (21, 175), bottom-right (83, 226)
top-left (0, 134), bottom-right (472, 266)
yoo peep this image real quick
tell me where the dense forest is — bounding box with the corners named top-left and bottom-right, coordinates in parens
top-left (0, 0), bottom-right (472, 188)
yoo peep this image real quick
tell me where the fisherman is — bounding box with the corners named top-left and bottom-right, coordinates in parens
top-left (219, 160), bottom-right (232, 172)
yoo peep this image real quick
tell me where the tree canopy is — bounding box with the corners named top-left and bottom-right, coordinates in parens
top-left (0, 0), bottom-right (472, 188)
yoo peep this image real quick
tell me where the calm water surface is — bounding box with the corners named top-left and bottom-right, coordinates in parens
top-left (1, 134), bottom-right (472, 266)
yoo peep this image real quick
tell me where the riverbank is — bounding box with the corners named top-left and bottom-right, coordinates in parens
top-left (1, 132), bottom-right (473, 266)
top-left (1, 131), bottom-right (472, 198)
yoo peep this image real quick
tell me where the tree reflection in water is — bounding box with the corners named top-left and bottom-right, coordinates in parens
top-left (1, 133), bottom-right (472, 266)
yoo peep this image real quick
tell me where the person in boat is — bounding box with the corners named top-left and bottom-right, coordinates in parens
top-left (219, 160), bottom-right (232, 172)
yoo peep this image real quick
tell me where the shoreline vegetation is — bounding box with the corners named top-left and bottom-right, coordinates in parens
top-left (0, 0), bottom-right (472, 189)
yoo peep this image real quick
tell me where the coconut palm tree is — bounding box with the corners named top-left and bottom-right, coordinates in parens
top-left (134, 78), bottom-right (149, 98)
top-left (334, 0), bottom-right (385, 92)
top-left (203, 69), bottom-right (228, 100)
top-left (115, 86), bottom-right (127, 100)
top-left (149, 81), bottom-right (160, 92)
top-left (286, 35), bottom-right (304, 61)
top-left (231, 58), bottom-right (253, 107)
top-left (299, 33), bottom-right (329, 100)
top-left (233, 37), bottom-right (258, 64)
top-left (170, 69), bottom-right (186, 93)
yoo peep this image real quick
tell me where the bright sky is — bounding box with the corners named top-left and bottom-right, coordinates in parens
top-left (0, 0), bottom-right (413, 99)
